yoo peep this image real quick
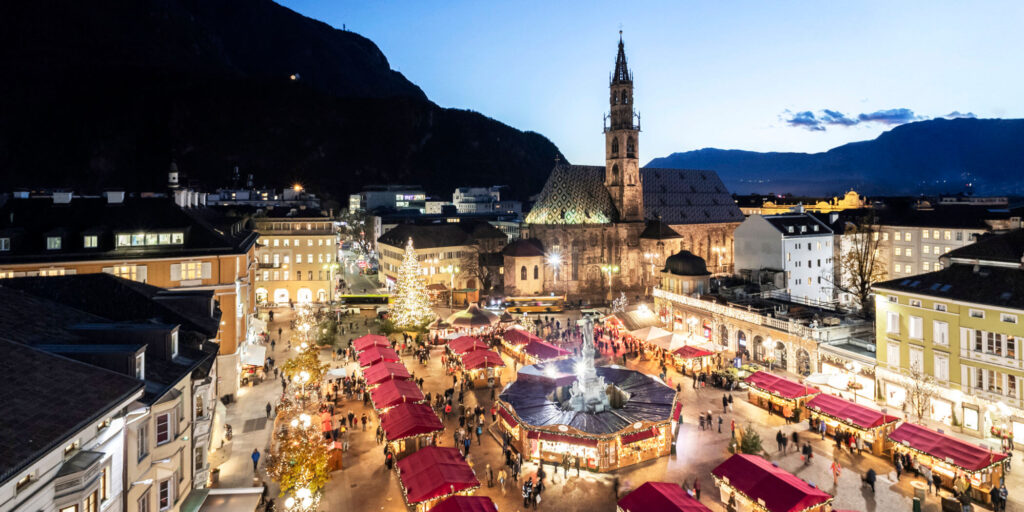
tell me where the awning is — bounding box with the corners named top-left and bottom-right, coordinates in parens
top-left (460, 349), bottom-right (505, 370)
top-left (352, 334), bottom-right (390, 352)
top-left (744, 371), bottom-right (820, 400)
top-left (610, 307), bottom-right (662, 331)
top-left (370, 380), bottom-right (425, 411)
top-left (672, 345), bottom-right (715, 359)
top-left (498, 407), bottom-right (518, 427)
top-left (429, 496), bottom-right (498, 512)
top-left (380, 403), bottom-right (444, 442)
top-left (362, 361), bottom-right (411, 386)
top-left (620, 427), bottom-right (658, 445)
top-left (805, 394), bottom-right (900, 431)
top-left (358, 346), bottom-right (401, 367)
top-left (538, 431), bottom-right (598, 447)
top-left (523, 339), bottom-right (571, 361)
top-left (712, 454), bottom-right (833, 512)
top-left (240, 344), bottom-right (266, 367)
top-left (396, 446), bottom-right (479, 505)
top-left (448, 336), bottom-right (489, 355)
top-left (888, 422), bottom-right (1007, 472)
top-left (618, 482), bottom-right (712, 512)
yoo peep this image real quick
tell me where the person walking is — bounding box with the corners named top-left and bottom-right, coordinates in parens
top-left (251, 448), bottom-right (261, 472)
top-left (776, 431), bottom-right (784, 452)
top-left (498, 468), bottom-right (507, 494)
top-left (830, 459), bottom-right (842, 485)
top-left (781, 432), bottom-right (789, 454)
top-left (998, 481), bottom-right (1008, 512)
top-left (718, 416), bottom-right (723, 433)
top-left (722, 394), bottom-right (728, 414)
top-left (895, 457), bottom-right (903, 480)
top-left (266, 402), bottom-right (272, 419)
top-left (864, 468), bottom-right (876, 493)
top-left (922, 465), bottom-right (933, 494)
top-left (574, 455), bottom-right (580, 476)
top-left (522, 479), bottom-right (533, 507)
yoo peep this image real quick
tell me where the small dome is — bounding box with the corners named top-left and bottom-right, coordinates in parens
top-left (663, 250), bottom-right (710, 276)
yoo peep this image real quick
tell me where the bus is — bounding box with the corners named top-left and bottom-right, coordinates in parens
top-left (338, 294), bottom-right (391, 307)
top-left (503, 295), bottom-right (566, 313)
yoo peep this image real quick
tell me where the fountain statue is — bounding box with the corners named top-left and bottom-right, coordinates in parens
top-left (567, 317), bottom-right (611, 412)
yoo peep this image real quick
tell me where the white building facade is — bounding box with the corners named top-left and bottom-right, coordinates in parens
top-left (734, 213), bottom-right (835, 306)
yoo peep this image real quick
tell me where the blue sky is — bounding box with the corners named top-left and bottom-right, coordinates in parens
top-left (279, 1), bottom-right (1024, 164)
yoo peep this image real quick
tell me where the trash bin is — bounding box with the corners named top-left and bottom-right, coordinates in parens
top-left (913, 497), bottom-right (921, 512)
top-left (912, 481), bottom-right (927, 502)
top-left (211, 468), bottom-right (220, 485)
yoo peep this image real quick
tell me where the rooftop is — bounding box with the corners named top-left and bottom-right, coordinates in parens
top-left (945, 229), bottom-right (1024, 265)
top-left (761, 213), bottom-right (833, 237)
top-left (874, 263), bottom-right (1024, 310)
top-left (377, 220), bottom-right (507, 249)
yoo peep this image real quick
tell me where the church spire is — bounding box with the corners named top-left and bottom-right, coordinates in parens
top-left (612, 30), bottom-right (631, 84)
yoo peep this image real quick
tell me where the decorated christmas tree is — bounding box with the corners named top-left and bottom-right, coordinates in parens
top-left (391, 238), bottom-right (435, 328)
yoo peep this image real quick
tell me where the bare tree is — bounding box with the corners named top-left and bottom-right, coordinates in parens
top-left (904, 367), bottom-right (938, 423)
top-left (339, 210), bottom-right (373, 256)
top-left (460, 250), bottom-right (496, 294)
top-left (829, 212), bottom-right (886, 318)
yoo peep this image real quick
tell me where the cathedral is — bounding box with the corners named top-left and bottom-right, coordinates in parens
top-left (520, 33), bottom-right (743, 302)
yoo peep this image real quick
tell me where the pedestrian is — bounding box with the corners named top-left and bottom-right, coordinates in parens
top-left (463, 435), bottom-right (471, 455)
top-left (251, 448), bottom-right (261, 472)
top-left (830, 459), bottom-right (842, 485)
top-left (791, 430), bottom-right (799, 448)
top-left (922, 465), bottom-right (933, 494)
top-left (999, 481), bottom-right (1008, 512)
top-left (522, 480), bottom-right (533, 507)
top-left (933, 472), bottom-right (942, 495)
top-left (694, 477), bottom-right (701, 500)
top-left (864, 468), bottom-right (876, 492)
top-left (361, 414), bottom-right (367, 431)
top-left (266, 402), bottom-right (272, 419)
top-left (498, 468), bottom-right (507, 494)
top-left (722, 394), bottom-right (728, 414)
top-left (776, 431), bottom-right (784, 452)
top-left (613, 476), bottom-right (620, 498)
top-left (718, 416), bottom-right (723, 433)
top-left (818, 419), bottom-right (826, 440)
top-left (574, 454), bottom-right (580, 476)
top-left (486, 463), bottom-right (493, 487)
top-left (895, 457), bottom-right (903, 480)
top-left (476, 424), bottom-right (483, 445)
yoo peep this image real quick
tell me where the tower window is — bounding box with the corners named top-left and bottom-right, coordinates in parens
top-left (612, 164), bottom-right (620, 183)
top-left (612, 92), bottom-right (619, 105)
top-left (621, 90), bottom-right (628, 105)
top-left (611, 138), bottom-right (619, 156)
top-left (626, 137), bottom-right (636, 158)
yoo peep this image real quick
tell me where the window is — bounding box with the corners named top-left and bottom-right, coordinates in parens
top-left (922, 262), bottom-right (930, 271)
top-left (262, 270), bottom-right (269, 281)
top-left (146, 233), bottom-right (158, 245)
top-left (283, 255), bottom-right (290, 265)
top-left (923, 230), bottom-right (930, 239)
top-left (905, 264), bottom-right (913, 274)
top-left (533, 266), bottom-right (539, 279)
top-left (1010, 375), bottom-right (1017, 396)
top-left (180, 262), bottom-right (202, 280)
top-left (155, 413), bottom-right (171, 445)
top-left (969, 309), bottom-right (985, 319)
top-left (975, 367), bottom-right (985, 389)
top-left (131, 234), bottom-right (145, 246)
top-left (895, 232), bottom-right (901, 241)
top-left (909, 299), bottom-right (921, 307)
top-left (195, 447), bottom-right (204, 471)
top-left (84, 491), bottom-right (98, 512)
top-left (84, 235), bottom-right (98, 248)
top-left (905, 232), bottom-right (912, 242)
top-left (944, 230), bottom-right (951, 240)
top-left (932, 230), bottom-right (939, 239)
top-left (909, 346), bottom-right (923, 372)
top-left (988, 332), bottom-right (1001, 355)
top-left (1009, 336), bottom-right (1017, 359)
top-left (295, 271), bottom-right (301, 281)
top-left (923, 245), bottom-right (930, 254)
top-left (307, 271), bottom-right (313, 280)
top-left (909, 316), bottom-right (923, 339)
top-left (934, 354), bottom-right (949, 381)
top-left (273, 271), bottom-right (280, 281)
top-left (100, 466), bottom-right (109, 501)
top-left (889, 295), bottom-right (898, 303)
top-left (1001, 313), bottom-right (1017, 324)
top-left (273, 239), bottom-right (279, 247)
top-left (520, 266), bottom-right (527, 280)
top-left (318, 271), bottom-right (323, 280)
top-left (974, 330), bottom-right (984, 352)
top-left (887, 341), bottom-right (901, 367)
top-left (906, 248), bottom-right (912, 257)
top-left (113, 265), bottom-right (137, 281)
top-left (886, 311), bottom-right (900, 334)
top-left (883, 232), bottom-right (889, 241)
top-left (895, 248), bottom-right (902, 256)
top-left (170, 331), bottom-right (178, 358)
top-left (158, 233), bottom-right (171, 244)
top-left (158, 479), bottom-right (173, 510)
top-left (933, 320), bottom-right (948, 346)
top-left (46, 236), bottom-right (62, 250)
top-left (60, 506), bottom-right (78, 512)
top-left (136, 353), bottom-right (145, 379)
top-left (934, 303), bottom-right (947, 312)
top-left (296, 254), bottom-right (302, 263)
top-left (171, 233), bottom-right (183, 244)
top-left (283, 239), bottom-right (290, 247)
top-left (956, 231), bottom-right (963, 241)
top-left (137, 423), bottom-right (149, 460)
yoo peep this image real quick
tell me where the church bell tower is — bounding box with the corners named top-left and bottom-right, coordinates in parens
top-left (604, 31), bottom-right (643, 222)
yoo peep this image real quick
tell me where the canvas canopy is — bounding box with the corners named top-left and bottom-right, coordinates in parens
top-left (363, 361), bottom-right (411, 386)
top-left (745, 371), bottom-right (820, 400)
top-left (396, 447), bottom-right (479, 504)
top-left (712, 454), bottom-right (832, 512)
top-left (460, 349), bottom-right (505, 370)
top-left (618, 481), bottom-right (712, 512)
top-left (503, 327), bottom-right (541, 345)
top-left (888, 422), bottom-right (1007, 472)
top-left (370, 379), bottom-right (426, 411)
top-left (358, 346), bottom-right (401, 367)
top-left (380, 403), bottom-right (444, 442)
top-left (352, 334), bottom-right (390, 352)
top-left (805, 394), bottom-right (899, 431)
top-left (522, 339), bottom-right (571, 361)
top-left (448, 336), bottom-right (489, 355)
top-left (429, 496), bottom-right (497, 512)
top-left (672, 346), bottom-right (715, 359)
top-left (649, 332), bottom-right (690, 351)
top-left (629, 326), bottom-right (671, 342)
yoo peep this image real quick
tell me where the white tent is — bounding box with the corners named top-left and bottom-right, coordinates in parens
top-left (649, 332), bottom-right (690, 351)
top-left (804, 372), bottom-right (851, 390)
top-left (240, 344), bottom-right (266, 367)
top-left (629, 326), bottom-right (671, 342)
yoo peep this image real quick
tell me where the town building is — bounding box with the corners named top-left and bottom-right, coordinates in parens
top-left (348, 185), bottom-right (426, 214)
top-left (501, 239), bottom-right (546, 296)
top-left (206, 185), bottom-right (321, 210)
top-left (738, 190), bottom-right (870, 216)
top-left (873, 229), bottom-right (1024, 439)
top-left (0, 339), bottom-right (144, 512)
top-left (252, 208), bottom-right (339, 305)
top-left (733, 213), bottom-right (835, 307)
top-left (0, 193), bottom-right (257, 396)
top-left (523, 34), bottom-right (743, 302)
top-left (452, 187), bottom-right (522, 216)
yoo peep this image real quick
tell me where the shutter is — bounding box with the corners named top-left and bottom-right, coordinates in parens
top-left (102, 267), bottom-right (114, 274)
top-left (201, 262), bottom-right (212, 279)
top-left (137, 266), bottom-right (148, 283)
top-left (170, 264), bottom-right (181, 281)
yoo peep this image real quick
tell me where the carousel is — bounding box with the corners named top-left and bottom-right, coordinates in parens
top-left (496, 319), bottom-right (678, 472)
top-left (445, 304), bottom-right (499, 331)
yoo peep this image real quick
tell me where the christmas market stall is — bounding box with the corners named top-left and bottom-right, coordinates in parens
top-left (887, 422), bottom-right (1007, 504)
top-left (447, 336), bottom-right (490, 356)
top-left (805, 393), bottom-right (900, 455)
top-left (711, 454), bottom-right (833, 512)
top-left (457, 348), bottom-right (505, 387)
top-left (428, 495), bottom-right (497, 512)
top-left (497, 344), bottom-right (678, 472)
top-left (352, 334), bottom-right (391, 352)
top-left (744, 371), bottom-right (820, 420)
top-left (395, 446), bottom-right (480, 512)
top-left (380, 402), bottom-right (445, 459)
top-left (617, 481), bottom-right (712, 512)
top-left (671, 345), bottom-right (717, 373)
top-left (358, 345), bottom-right (402, 367)
top-left (363, 360), bottom-right (412, 388)
top-left (500, 326), bottom-right (542, 354)
top-left (515, 339), bottom-right (571, 365)
top-left (370, 379), bottom-right (426, 413)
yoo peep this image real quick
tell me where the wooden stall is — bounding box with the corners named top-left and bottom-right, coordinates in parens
top-left (395, 447), bottom-right (479, 512)
top-left (743, 371), bottom-right (820, 421)
top-left (712, 454), bottom-right (833, 512)
top-left (805, 393), bottom-right (900, 456)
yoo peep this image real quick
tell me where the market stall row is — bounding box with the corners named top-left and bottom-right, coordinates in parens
top-left (744, 371), bottom-right (820, 420)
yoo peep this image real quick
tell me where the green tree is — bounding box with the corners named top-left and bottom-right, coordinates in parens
top-left (740, 423), bottom-right (764, 455)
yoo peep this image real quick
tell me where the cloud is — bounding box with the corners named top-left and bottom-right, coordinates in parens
top-left (856, 108), bottom-right (922, 125)
top-left (945, 111), bottom-right (977, 119)
top-left (784, 110), bottom-right (826, 131)
top-left (820, 109), bottom-right (858, 126)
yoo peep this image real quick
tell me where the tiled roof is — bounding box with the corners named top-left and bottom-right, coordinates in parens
top-left (874, 263), bottom-right (1024, 310)
top-left (946, 229), bottom-right (1024, 265)
top-left (377, 220), bottom-right (506, 249)
top-left (502, 239), bottom-right (545, 257)
top-left (523, 164), bottom-right (742, 225)
top-left (0, 339), bottom-right (143, 484)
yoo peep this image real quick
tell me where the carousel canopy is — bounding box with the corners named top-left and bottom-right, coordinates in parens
top-left (428, 317), bottom-right (452, 330)
top-left (396, 446), bottom-right (479, 504)
top-left (711, 454), bottom-right (832, 512)
top-left (888, 422), bottom-right (1008, 472)
top-left (744, 371), bottom-right (820, 400)
top-left (460, 349), bottom-right (505, 370)
top-left (429, 496), bottom-right (497, 512)
top-left (352, 334), bottom-right (390, 352)
top-left (503, 327), bottom-right (541, 345)
top-left (523, 339), bottom-right (571, 361)
top-left (629, 326), bottom-right (671, 342)
top-left (499, 311), bottom-right (514, 323)
top-left (672, 345), bottom-right (715, 359)
top-left (448, 336), bottom-right (489, 355)
top-left (370, 379), bottom-right (426, 411)
top-left (380, 403), bottom-right (444, 442)
top-left (446, 304), bottom-right (498, 328)
top-left (805, 394), bottom-right (899, 431)
top-left (363, 361), bottom-right (412, 386)
top-left (618, 481), bottom-right (712, 512)
top-left (358, 346), bottom-right (401, 367)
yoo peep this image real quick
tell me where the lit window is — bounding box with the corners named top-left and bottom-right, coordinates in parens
top-left (83, 235), bottom-right (98, 248)
top-left (46, 236), bottom-right (62, 250)
top-left (883, 233), bottom-right (889, 241)
top-left (100, 466), bottom-right (109, 501)
top-left (158, 233), bottom-right (171, 244)
top-left (895, 232), bottom-right (901, 241)
top-left (909, 299), bottom-right (921, 307)
top-left (895, 248), bottom-right (902, 256)
top-left (905, 232), bottom-right (912, 241)
top-left (180, 262), bottom-right (202, 280)
top-left (970, 309), bottom-right (985, 319)
top-left (906, 248), bottom-right (912, 257)
top-left (923, 246), bottom-right (930, 254)
top-left (273, 239), bottom-right (279, 247)
top-left (158, 479), bottom-right (173, 510)
top-left (886, 311), bottom-right (900, 334)
top-left (1002, 313), bottom-right (1018, 324)
top-left (171, 232), bottom-right (183, 244)
top-left (308, 239), bottom-right (313, 247)
top-left (117, 234), bottom-right (131, 247)
top-left (60, 506), bottom-right (77, 512)
top-left (944, 230), bottom-right (951, 240)
top-left (84, 491), bottom-right (97, 512)
top-left (146, 233), bottom-right (158, 245)
top-left (262, 270), bottom-right (269, 281)
top-left (934, 303), bottom-right (946, 312)
top-left (932, 230), bottom-right (939, 239)
top-left (155, 413), bottom-right (171, 445)
top-left (283, 239), bottom-right (290, 247)
top-left (923, 230), bottom-right (930, 239)
top-left (131, 234), bottom-right (145, 246)
top-left (922, 262), bottom-right (930, 271)
top-left (113, 265), bottom-right (137, 281)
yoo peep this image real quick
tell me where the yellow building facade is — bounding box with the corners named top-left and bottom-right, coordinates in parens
top-left (253, 215), bottom-right (338, 305)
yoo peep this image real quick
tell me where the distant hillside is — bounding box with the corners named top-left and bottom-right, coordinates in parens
top-left (648, 118), bottom-right (1024, 196)
top-left (0, 0), bottom-right (563, 200)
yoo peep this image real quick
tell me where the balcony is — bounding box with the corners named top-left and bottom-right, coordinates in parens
top-left (958, 349), bottom-right (1023, 371)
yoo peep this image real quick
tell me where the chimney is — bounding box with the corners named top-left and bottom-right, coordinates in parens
top-left (105, 191), bottom-right (125, 204)
top-left (168, 161), bottom-right (180, 189)
top-left (53, 191), bottom-right (73, 204)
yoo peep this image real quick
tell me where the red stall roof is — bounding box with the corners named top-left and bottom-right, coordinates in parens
top-left (712, 454), bottom-right (832, 512)
top-left (358, 346), bottom-right (401, 367)
top-left (888, 422), bottom-right (1008, 472)
top-left (380, 403), bottom-right (444, 442)
top-left (618, 482), bottom-right (712, 512)
top-left (448, 336), bottom-right (489, 355)
top-left (621, 427), bottom-right (659, 445)
top-left (806, 394), bottom-right (900, 431)
top-left (370, 379), bottom-right (425, 411)
top-left (672, 346), bottom-right (715, 359)
top-left (429, 496), bottom-right (497, 512)
top-left (744, 371), bottom-right (820, 400)
top-left (538, 431), bottom-right (598, 447)
top-left (396, 446), bottom-right (479, 505)
top-left (523, 339), bottom-right (571, 361)
top-left (363, 361), bottom-right (411, 386)
top-left (498, 407), bottom-right (518, 427)
top-left (460, 349), bottom-right (506, 370)
top-left (503, 328), bottom-right (541, 346)
top-left (353, 334), bottom-right (390, 352)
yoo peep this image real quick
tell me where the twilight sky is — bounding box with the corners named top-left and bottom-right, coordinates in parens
top-left (279, 0), bottom-right (1024, 165)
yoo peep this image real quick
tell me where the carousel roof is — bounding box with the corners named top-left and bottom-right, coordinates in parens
top-left (357, 346), bottom-right (401, 367)
top-left (446, 304), bottom-right (498, 328)
top-left (380, 403), bottom-right (444, 442)
top-left (805, 394), bottom-right (899, 431)
top-left (888, 422), bottom-right (1007, 472)
top-left (522, 339), bottom-right (571, 361)
top-left (352, 334), bottom-right (390, 352)
top-left (744, 371), bottom-right (820, 400)
top-left (618, 482), bottom-right (712, 512)
top-left (396, 447), bottom-right (479, 504)
top-left (428, 496), bottom-right (497, 512)
top-left (370, 379), bottom-right (425, 411)
top-left (363, 361), bottom-right (411, 386)
top-left (460, 349), bottom-right (505, 370)
top-left (712, 454), bottom-right (832, 512)
top-left (447, 336), bottom-right (489, 355)
top-left (500, 359), bottom-right (676, 436)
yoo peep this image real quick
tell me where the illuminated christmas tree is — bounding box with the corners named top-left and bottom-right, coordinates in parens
top-left (392, 238), bottom-right (435, 328)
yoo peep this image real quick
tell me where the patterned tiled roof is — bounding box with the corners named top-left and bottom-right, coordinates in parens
top-left (524, 163), bottom-right (743, 225)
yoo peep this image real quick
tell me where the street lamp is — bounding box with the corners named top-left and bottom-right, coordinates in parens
top-left (600, 264), bottom-right (620, 302)
top-left (546, 252), bottom-right (562, 294)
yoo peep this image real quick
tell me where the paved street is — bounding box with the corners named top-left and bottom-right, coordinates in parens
top-left (214, 308), bottom-right (1022, 512)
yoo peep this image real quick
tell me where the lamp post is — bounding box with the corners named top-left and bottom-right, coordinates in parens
top-left (546, 252), bottom-right (562, 295)
top-left (600, 264), bottom-right (619, 303)
top-left (323, 262), bottom-right (340, 303)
